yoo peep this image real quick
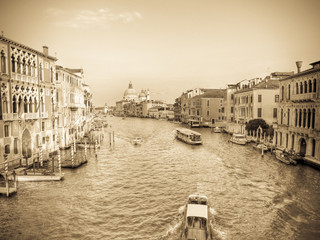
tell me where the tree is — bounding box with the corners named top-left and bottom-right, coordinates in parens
top-left (245, 119), bottom-right (269, 134)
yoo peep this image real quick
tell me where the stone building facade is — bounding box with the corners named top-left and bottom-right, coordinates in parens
top-left (0, 36), bottom-right (57, 165)
top-left (274, 61), bottom-right (320, 164)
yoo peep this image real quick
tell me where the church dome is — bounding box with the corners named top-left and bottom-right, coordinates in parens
top-left (139, 91), bottom-right (146, 98)
top-left (123, 82), bottom-right (137, 101)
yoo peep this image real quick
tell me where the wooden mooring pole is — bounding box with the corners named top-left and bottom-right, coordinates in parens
top-left (4, 155), bottom-right (9, 197)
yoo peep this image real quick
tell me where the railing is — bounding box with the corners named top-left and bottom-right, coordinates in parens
top-left (23, 112), bottom-right (39, 119)
top-left (2, 113), bottom-right (19, 121)
top-left (41, 112), bottom-right (49, 118)
top-left (291, 92), bottom-right (317, 101)
top-left (12, 73), bottom-right (38, 83)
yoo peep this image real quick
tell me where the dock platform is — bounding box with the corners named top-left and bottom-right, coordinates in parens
top-left (0, 187), bottom-right (17, 197)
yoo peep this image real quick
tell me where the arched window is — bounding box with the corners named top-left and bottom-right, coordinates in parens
top-left (22, 59), bottom-right (27, 75)
top-left (1, 51), bottom-right (6, 73)
top-left (13, 96), bottom-right (17, 113)
top-left (275, 132), bottom-right (278, 145)
top-left (313, 79), bottom-right (317, 93)
top-left (299, 109), bottom-right (302, 127)
top-left (287, 109), bottom-right (290, 125)
top-left (291, 134), bottom-right (295, 150)
top-left (281, 86), bottom-right (284, 100)
top-left (309, 80), bottom-right (312, 92)
top-left (295, 109), bottom-right (298, 127)
top-left (39, 63), bottom-right (43, 81)
top-left (304, 81), bottom-right (308, 93)
top-left (307, 109), bottom-right (311, 128)
top-left (303, 109), bottom-right (306, 128)
top-left (50, 67), bottom-right (53, 83)
top-left (300, 82), bottom-right (303, 94)
top-left (296, 82), bottom-right (299, 94)
top-left (17, 57), bottom-right (21, 73)
top-left (281, 109), bottom-right (283, 124)
top-left (24, 97), bottom-right (28, 113)
top-left (28, 61), bottom-right (32, 76)
top-left (312, 109), bottom-right (315, 129)
top-left (11, 55), bottom-right (15, 72)
top-left (312, 139), bottom-right (316, 157)
top-left (288, 84), bottom-right (291, 100)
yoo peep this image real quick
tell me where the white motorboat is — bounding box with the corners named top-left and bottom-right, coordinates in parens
top-left (180, 194), bottom-right (213, 240)
top-left (253, 143), bottom-right (269, 152)
top-left (213, 127), bottom-right (222, 133)
top-left (176, 128), bottom-right (202, 145)
top-left (133, 137), bottom-right (142, 145)
top-left (229, 133), bottom-right (247, 145)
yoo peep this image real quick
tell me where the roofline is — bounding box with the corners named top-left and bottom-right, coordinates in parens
top-left (280, 67), bottom-right (320, 81)
top-left (0, 35), bottom-right (58, 61)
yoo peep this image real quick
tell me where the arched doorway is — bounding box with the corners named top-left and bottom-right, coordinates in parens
top-left (22, 129), bottom-right (32, 158)
top-left (299, 138), bottom-right (306, 157)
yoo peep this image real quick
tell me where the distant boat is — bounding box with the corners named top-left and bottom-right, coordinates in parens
top-left (180, 194), bottom-right (213, 240)
top-left (176, 128), bottom-right (202, 145)
top-left (229, 133), bottom-right (247, 145)
top-left (133, 137), bottom-right (142, 145)
top-left (213, 127), bottom-right (222, 133)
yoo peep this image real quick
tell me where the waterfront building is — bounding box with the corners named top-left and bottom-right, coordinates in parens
top-left (55, 66), bottom-right (86, 148)
top-left (231, 73), bottom-right (293, 134)
top-left (173, 96), bottom-right (181, 121)
top-left (274, 61), bottom-right (320, 164)
top-left (0, 35), bottom-right (57, 165)
top-left (182, 89), bottom-right (226, 127)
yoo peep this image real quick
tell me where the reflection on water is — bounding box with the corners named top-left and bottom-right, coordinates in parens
top-left (1, 117), bottom-right (320, 240)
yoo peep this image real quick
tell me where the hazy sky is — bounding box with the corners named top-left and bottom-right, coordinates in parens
top-left (0, 0), bottom-right (319, 106)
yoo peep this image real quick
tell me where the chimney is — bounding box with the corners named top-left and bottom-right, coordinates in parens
top-left (43, 46), bottom-right (49, 55)
top-left (296, 61), bottom-right (302, 73)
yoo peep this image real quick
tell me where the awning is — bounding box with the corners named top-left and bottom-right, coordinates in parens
top-left (186, 204), bottom-right (208, 219)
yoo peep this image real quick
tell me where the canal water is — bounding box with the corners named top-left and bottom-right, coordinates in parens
top-left (1, 117), bottom-right (320, 240)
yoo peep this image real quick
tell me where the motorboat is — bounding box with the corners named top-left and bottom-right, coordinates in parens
top-left (176, 128), bottom-right (202, 145)
top-left (133, 137), bottom-right (142, 145)
top-left (275, 150), bottom-right (297, 165)
top-left (180, 194), bottom-right (213, 240)
top-left (253, 143), bottom-right (269, 152)
top-left (213, 127), bottom-right (222, 133)
top-left (229, 133), bottom-right (247, 145)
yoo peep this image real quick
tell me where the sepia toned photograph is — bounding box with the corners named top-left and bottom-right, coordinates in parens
top-left (0, 0), bottom-right (319, 239)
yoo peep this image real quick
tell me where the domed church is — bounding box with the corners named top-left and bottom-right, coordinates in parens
top-left (123, 82), bottom-right (150, 102)
top-left (123, 81), bottom-right (138, 101)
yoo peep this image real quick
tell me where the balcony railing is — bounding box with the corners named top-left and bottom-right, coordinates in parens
top-left (22, 112), bottom-right (39, 119)
top-left (2, 113), bottom-right (19, 121)
top-left (12, 73), bottom-right (38, 84)
top-left (291, 92), bottom-right (317, 101)
top-left (41, 112), bottom-right (49, 118)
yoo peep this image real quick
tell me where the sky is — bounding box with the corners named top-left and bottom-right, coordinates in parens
top-left (0, 0), bottom-right (319, 106)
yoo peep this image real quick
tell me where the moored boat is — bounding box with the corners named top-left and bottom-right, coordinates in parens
top-left (229, 133), bottom-right (247, 145)
top-left (213, 127), bottom-right (222, 133)
top-left (176, 128), bottom-right (202, 145)
top-left (180, 194), bottom-right (213, 240)
top-left (275, 150), bottom-right (297, 165)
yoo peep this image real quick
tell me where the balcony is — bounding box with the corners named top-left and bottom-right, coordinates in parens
top-left (12, 73), bottom-right (38, 83)
top-left (291, 92), bottom-right (318, 102)
top-left (41, 112), bottom-right (49, 118)
top-left (22, 112), bottom-right (39, 119)
top-left (2, 113), bottom-right (19, 121)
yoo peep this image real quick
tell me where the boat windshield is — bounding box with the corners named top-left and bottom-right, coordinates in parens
top-left (187, 216), bottom-right (207, 229)
top-left (191, 134), bottom-right (201, 141)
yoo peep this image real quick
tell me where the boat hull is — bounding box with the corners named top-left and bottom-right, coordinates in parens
top-left (14, 173), bottom-right (64, 182)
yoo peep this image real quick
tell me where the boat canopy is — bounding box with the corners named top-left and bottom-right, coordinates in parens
top-left (176, 128), bottom-right (201, 136)
top-left (186, 204), bottom-right (208, 219)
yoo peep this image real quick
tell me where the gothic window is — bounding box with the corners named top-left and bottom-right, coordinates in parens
top-left (13, 96), bottom-right (17, 113)
top-left (24, 97), bottom-right (28, 113)
top-left (280, 109), bottom-right (283, 124)
top-left (313, 79), bottom-right (317, 93)
top-left (1, 51), bottom-right (6, 73)
top-left (300, 82), bottom-right (303, 94)
top-left (29, 99), bottom-right (33, 113)
top-left (287, 109), bottom-right (290, 125)
top-left (2, 98), bottom-right (8, 113)
top-left (299, 109), bottom-right (302, 127)
top-left (22, 59), bottom-right (27, 75)
top-left (312, 109), bottom-right (315, 129)
top-left (28, 61), bottom-right (32, 76)
top-left (281, 86), bottom-right (284, 100)
top-left (296, 82), bottom-right (299, 94)
top-left (4, 125), bottom-right (9, 137)
top-left (295, 109), bottom-right (298, 127)
top-left (307, 109), bottom-right (311, 128)
top-left (309, 80), bottom-right (312, 92)
top-left (11, 55), bottom-right (15, 72)
top-left (17, 56), bottom-right (21, 73)
top-left (303, 109), bottom-right (306, 128)
top-left (304, 81), bottom-right (308, 93)
top-left (288, 84), bottom-right (291, 100)
top-left (50, 67), bottom-right (53, 83)
top-left (39, 63), bottom-right (43, 81)
top-left (5, 144), bottom-right (10, 154)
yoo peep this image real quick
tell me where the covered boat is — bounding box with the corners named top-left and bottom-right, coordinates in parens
top-left (180, 194), bottom-right (212, 240)
top-left (176, 128), bottom-right (202, 145)
top-left (213, 127), bottom-right (222, 133)
top-left (133, 137), bottom-right (142, 145)
top-left (229, 133), bottom-right (247, 145)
